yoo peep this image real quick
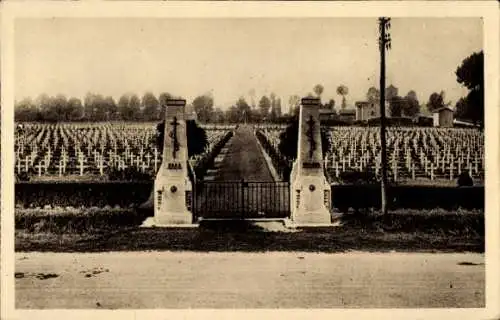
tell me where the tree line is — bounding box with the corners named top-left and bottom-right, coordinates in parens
top-left (15, 50), bottom-right (483, 126)
top-left (10, 86), bottom-right (455, 123)
top-left (15, 92), bottom-right (176, 122)
top-left (14, 90), bottom-right (290, 124)
top-left (191, 92), bottom-right (285, 124)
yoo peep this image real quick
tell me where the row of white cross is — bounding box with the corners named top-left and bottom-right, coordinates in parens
top-left (16, 128), bottom-right (229, 158)
top-left (15, 130), bottom-right (231, 177)
top-left (323, 149), bottom-right (481, 181)
top-left (16, 150), bottom-right (163, 176)
top-left (324, 157), bottom-right (479, 181)
top-left (259, 127), bottom-right (484, 181)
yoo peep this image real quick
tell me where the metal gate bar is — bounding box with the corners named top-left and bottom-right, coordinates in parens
top-left (193, 180), bottom-right (290, 220)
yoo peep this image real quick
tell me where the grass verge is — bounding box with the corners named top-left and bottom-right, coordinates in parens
top-left (15, 207), bottom-right (484, 253)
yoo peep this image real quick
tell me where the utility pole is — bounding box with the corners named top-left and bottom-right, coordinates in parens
top-left (378, 17), bottom-right (391, 215)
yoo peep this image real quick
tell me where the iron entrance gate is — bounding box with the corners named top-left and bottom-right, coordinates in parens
top-left (193, 180), bottom-right (290, 220)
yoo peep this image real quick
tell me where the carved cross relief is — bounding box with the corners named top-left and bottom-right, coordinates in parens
top-left (169, 116), bottom-right (180, 159)
top-left (305, 115), bottom-right (317, 159)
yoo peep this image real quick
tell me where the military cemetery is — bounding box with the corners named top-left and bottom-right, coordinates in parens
top-left (10, 14), bottom-right (490, 310)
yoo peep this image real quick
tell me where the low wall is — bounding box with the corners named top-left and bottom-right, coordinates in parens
top-left (15, 181), bottom-right (153, 208)
top-left (15, 182), bottom-right (484, 211)
top-left (332, 184), bottom-right (484, 211)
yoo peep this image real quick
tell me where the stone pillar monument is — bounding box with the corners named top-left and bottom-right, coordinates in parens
top-left (289, 98), bottom-right (332, 226)
top-left (152, 99), bottom-right (193, 225)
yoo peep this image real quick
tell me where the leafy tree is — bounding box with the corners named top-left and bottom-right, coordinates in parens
top-left (94, 94), bottom-right (108, 121)
top-left (259, 95), bottom-right (271, 118)
top-left (156, 119), bottom-right (208, 158)
top-left (192, 94), bottom-right (214, 123)
top-left (83, 92), bottom-right (108, 121)
top-left (158, 92), bottom-right (173, 120)
top-left (403, 90), bottom-right (420, 117)
top-left (456, 51), bottom-right (483, 91)
top-left (35, 93), bottom-right (51, 110)
top-left (36, 93), bottom-right (58, 122)
top-left (388, 96), bottom-right (405, 117)
top-left (118, 93), bottom-right (141, 121)
top-left (67, 97), bottom-right (84, 120)
top-left (15, 97), bottom-right (39, 122)
top-left (52, 94), bottom-right (68, 120)
top-left (15, 97), bottom-right (34, 109)
top-left (455, 50), bottom-right (484, 127)
top-left (83, 92), bottom-right (95, 120)
top-left (129, 94), bottom-right (141, 120)
top-left (16, 95), bottom-right (86, 122)
top-left (366, 86), bottom-right (380, 103)
top-left (324, 99), bottom-right (336, 113)
top-left (141, 92), bottom-right (160, 121)
top-left (270, 92), bottom-right (277, 105)
top-left (269, 93), bottom-right (279, 121)
top-left (465, 89), bottom-right (483, 127)
top-left (158, 92), bottom-right (172, 106)
top-left (406, 90), bottom-right (417, 101)
top-left (454, 97), bottom-right (468, 120)
top-left (117, 94), bottom-right (132, 120)
top-left (270, 105), bottom-right (278, 122)
top-left (236, 97), bottom-right (251, 122)
top-left (103, 96), bottom-right (118, 121)
top-left (426, 91), bottom-right (447, 113)
top-left (17, 91), bottom-right (190, 122)
top-left (313, 84), bottom-right (324, 100)
top-left (278, 116), bottom-right (331, 161)
top-left (288, 95), bottom-right (301, 115)
top-left (336, 85), bottom-right (349, 109)
top-left (211, 107), bottom-right (225, 123)
top-left (225, 105), bottom-right (240, 123)
top-left (385, 85), bottom-right (399, 101)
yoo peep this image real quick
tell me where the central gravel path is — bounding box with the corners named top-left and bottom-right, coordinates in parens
top-left (194, 125), bottom-right (286, 218)
top-left (214, 125), bottom-right (274, 182)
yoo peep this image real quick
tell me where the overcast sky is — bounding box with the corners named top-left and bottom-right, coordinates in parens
top-left (15, 17), bottom-right (482, 109)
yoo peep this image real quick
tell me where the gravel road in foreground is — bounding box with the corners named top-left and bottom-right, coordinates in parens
top-left (15, 251), bottom-right (484, 309)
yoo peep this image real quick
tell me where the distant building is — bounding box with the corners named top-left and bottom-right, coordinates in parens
top-left (414, 115), bottom-right (433, 126)
top-left (338, 108), bottom-right (356, 123)
top-left (432, 106), bottom-right (454, 127)
top-left (185, 104), bottom-right (198, 121)
top-left (355, 101), bottom-right (370, 121)
top-left (385, 85), bottom-right (399, 100)
top-left (355, 100), bottom-right (390, 121)
top-left (319, 108), bottom-right (336, 122)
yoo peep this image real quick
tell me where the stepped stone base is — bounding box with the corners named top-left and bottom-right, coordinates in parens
top-left (284, 217), bottom-right (342, 229)
top-left (291, 209), bottom-right (333, 226)
top-left (141, 216), bottom-right (198, 228)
